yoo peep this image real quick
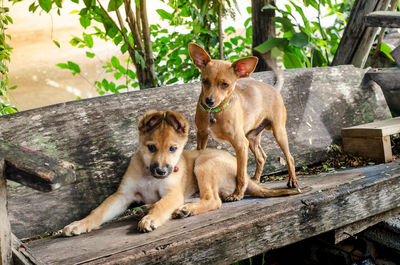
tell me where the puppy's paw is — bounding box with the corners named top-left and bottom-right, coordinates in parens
top-left (138, 215), bottom-right (160, 232)
top-left (135, 204), bottom-right (152, 218)
top-left (63, 219), bottom-right (94, 236)
top-left (287, 177), bottom-right (299, 189)
top-left (223, 192), bottom-right (244, 202)
top-left (172, 206), bottom-right (193, 219)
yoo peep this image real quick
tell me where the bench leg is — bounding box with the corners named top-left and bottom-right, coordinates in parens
top-left (343, 135), bottom-right (392, 163)
top-left (0, 158), bottom-right (13, 265)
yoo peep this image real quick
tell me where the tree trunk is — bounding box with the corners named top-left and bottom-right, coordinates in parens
top-left (218, 0), bottom-right (224, 59)
top-left (252, 0), bottom-right (277, 72)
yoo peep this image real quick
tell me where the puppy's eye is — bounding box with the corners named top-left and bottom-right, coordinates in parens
top-left (221, 82), bottom-right (229, 88)
top-left (202, 78), bottom-right (210, 87)
top-left (147, 145), bottom-right (157, 153)
top-left (169, 146), bottom-right (177, 153)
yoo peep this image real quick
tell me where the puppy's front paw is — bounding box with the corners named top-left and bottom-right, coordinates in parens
top-left (172, 206), bottom-right (192, 219)
top-left (63, 219), bottom-right (94, 236)
top-left (138, 215), bottom-right (160, 232)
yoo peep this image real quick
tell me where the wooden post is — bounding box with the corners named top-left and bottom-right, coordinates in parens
top-left (332, 0), bottom-right (389, 68)
top-left (0, 158), bottom-right (13, 265)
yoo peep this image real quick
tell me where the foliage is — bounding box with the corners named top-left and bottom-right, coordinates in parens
top-left (255, 0), bottom-right (353, 68)
top-left (20, 0), bottom-right (252, 95)
top-left (0, 2), bottom-right (17, 115)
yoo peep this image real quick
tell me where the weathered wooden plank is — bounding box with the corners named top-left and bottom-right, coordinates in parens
top-left (333, 207), bottom-right (400, 244)
top-left (0, 66), bottom-right (391, 238)
top-left (332, 0), bottom-right (389, 67)
top-left (341, 117), bottom-right (400, 137)
top-left (364, 67), bottom-right (400, 117)
top-left (0, 158), bottom-right (12, 265)
top-left (0, 141), bottom-right (76, 192)
top-left (26, 161), bottom-right (400, 265)
top-left (11, 234), bottom-right (42, 265)
top-left (364, 11), bottom-right (400, 28)
top-left (342, 135), bottom-right (392, 163)
top-left (391, 45), bottom-right (400, 66)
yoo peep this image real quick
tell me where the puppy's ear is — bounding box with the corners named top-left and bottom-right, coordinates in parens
top-left (232, 57), bottom-right (258, 78)
top-left (189, 43), bottom-right (211, 69)
top-left (165, 110), bottom-right (189, 135)
top-left (138, 110), bottom-right (164, 132)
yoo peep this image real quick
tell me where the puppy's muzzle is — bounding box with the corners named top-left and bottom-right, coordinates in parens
top-left (150, 162), bottom-right (172, 179)
top-left (205, 97), bottom-right (215, 107)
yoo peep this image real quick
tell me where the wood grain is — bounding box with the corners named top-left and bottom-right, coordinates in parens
top-left (0, 141), bottom-right (76, 192)
top-left (26, 161), bottom-right (400, 265)
top-left (0, 66), bottom-right (391, 238)
top-left (0, 158), bottom-right (12, 265)
top-left (332, 0), bottom-right (389, 67)
top-left (364, 11), bottom-right (400, 28)
top-left (341, 117), bottom-right (400, 137)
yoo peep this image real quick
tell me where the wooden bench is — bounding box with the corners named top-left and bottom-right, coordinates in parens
top-left (342, 117), bottom-right (400, 163)
top-left (1, 65), bottom-right (399, 264)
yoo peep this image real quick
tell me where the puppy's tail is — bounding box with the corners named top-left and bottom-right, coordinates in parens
top-left (246, 179), bottom-right (310, 197)
top-left (265, 56), bottom-right (284, 92)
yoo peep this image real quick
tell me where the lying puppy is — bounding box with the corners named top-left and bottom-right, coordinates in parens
top-left (189, 43), bottom-right (299, 202)
top-left (63, 110), bottom-right (306, 235)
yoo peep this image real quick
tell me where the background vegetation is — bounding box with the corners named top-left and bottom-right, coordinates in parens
top-left (1, 0), bottom-right (397, 115)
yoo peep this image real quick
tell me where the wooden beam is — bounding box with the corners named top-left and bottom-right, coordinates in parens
top-left (11, 234), bottom-right (42, 265)
top-left (333, 207), bottom-right (400, 244)
top-left (0, 158), bottom-right (12, 265)
top-left (1, 66), bottom-right (391, 239)
top-left (391, 45), bottom-right (400, 67)
top-left (332, 0), bottom-right (389, 67)
top-left (364, 11), bottom-right (400, 28)
top-left (26, 162), bottom-right (400, 265)
top-left (0, 141), bottom-right (76, 192)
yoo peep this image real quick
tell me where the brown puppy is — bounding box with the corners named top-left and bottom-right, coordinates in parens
top-left (63, 110), bottom-right (305, 235)
top-left (189, 43), bottom-right (299, 202)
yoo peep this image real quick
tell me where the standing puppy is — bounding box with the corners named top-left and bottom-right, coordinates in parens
top-left (189, 43), bottom-right (299, 202)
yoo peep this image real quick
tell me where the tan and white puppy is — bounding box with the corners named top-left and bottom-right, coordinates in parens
top-left (63, 110), bottom-right (306, 235)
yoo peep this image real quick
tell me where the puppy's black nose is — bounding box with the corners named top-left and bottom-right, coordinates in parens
top-left (155, 167), bottom-right (167, 176)
top-left (205, 97), bottom-right (215, 107)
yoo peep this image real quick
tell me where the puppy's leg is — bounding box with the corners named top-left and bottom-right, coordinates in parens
top-left (173, 163), bottom-right (221, 218)
top-left (197, 130), bottom-right (209, 150)
top-left (63, 190), bottom-right (132, 236)
top-left (138, 192), bottom-right (184, 232)
top-left (225, 135), bottom-right (249, 201)
top-left (272, 124), bottom-right (298, 188)
top-left (247, 130), bottom-right (267, 183)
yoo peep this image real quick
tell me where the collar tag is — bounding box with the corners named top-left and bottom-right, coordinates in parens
top-left (173, 166), bottom-right (179, 173)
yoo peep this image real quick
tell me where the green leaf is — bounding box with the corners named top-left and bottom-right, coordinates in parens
top-left (86, 51), bottom-right (95, 58)
top-left (80, 15), bottom-right (91, 28)
top-left (107, 0), bottom-right (124, 12)
top-left (156, 9), bottom-right (173, 20)
top-left (56, 63), bottom-right (68, 69)
top-left (270, 47), bottom-right (282, 59)
top-left (111, 56), bottom-right (120, 68)
top-left (311, 48), bottom-right (326, 67)
top-left (67, 61), bottom-right (81, 74)
top-left (83, 33), bottom-right (93, 48)
top-left (273, 17), bottom-right (294, 33)
top-left (283, 52), bottom-right (304, 69)
top-left (289, 32), bottom-right (309, 48)
top-left (39, 0), bottom-right (52, 13)
top-left (53, 40), bottom-right (61, 48)
top-left (380, 42), bottom-right (395, 62)
top-left (254, 38), bottom-right (287, 53)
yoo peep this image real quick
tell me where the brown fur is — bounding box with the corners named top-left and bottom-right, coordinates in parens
top-left (189, 43), bottom-right (299, 202)
top-left (63, 110), bottom-right (307, 235)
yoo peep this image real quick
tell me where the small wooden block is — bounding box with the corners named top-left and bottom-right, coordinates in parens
top-left (364, 11), bottom-right (400, 28)
top-left (342, 117), bottom-right (400, 163)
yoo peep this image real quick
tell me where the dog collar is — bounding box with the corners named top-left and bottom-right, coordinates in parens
top-left (199, 101), bottom-right (230, 113)
top-left (174, 166), bottom-right (179, 172)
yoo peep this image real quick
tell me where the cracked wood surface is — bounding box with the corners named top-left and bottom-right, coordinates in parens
top-left (26, 161), bottom-right (400, 265)
top-left (0, 65), bottom-right (391, 238)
